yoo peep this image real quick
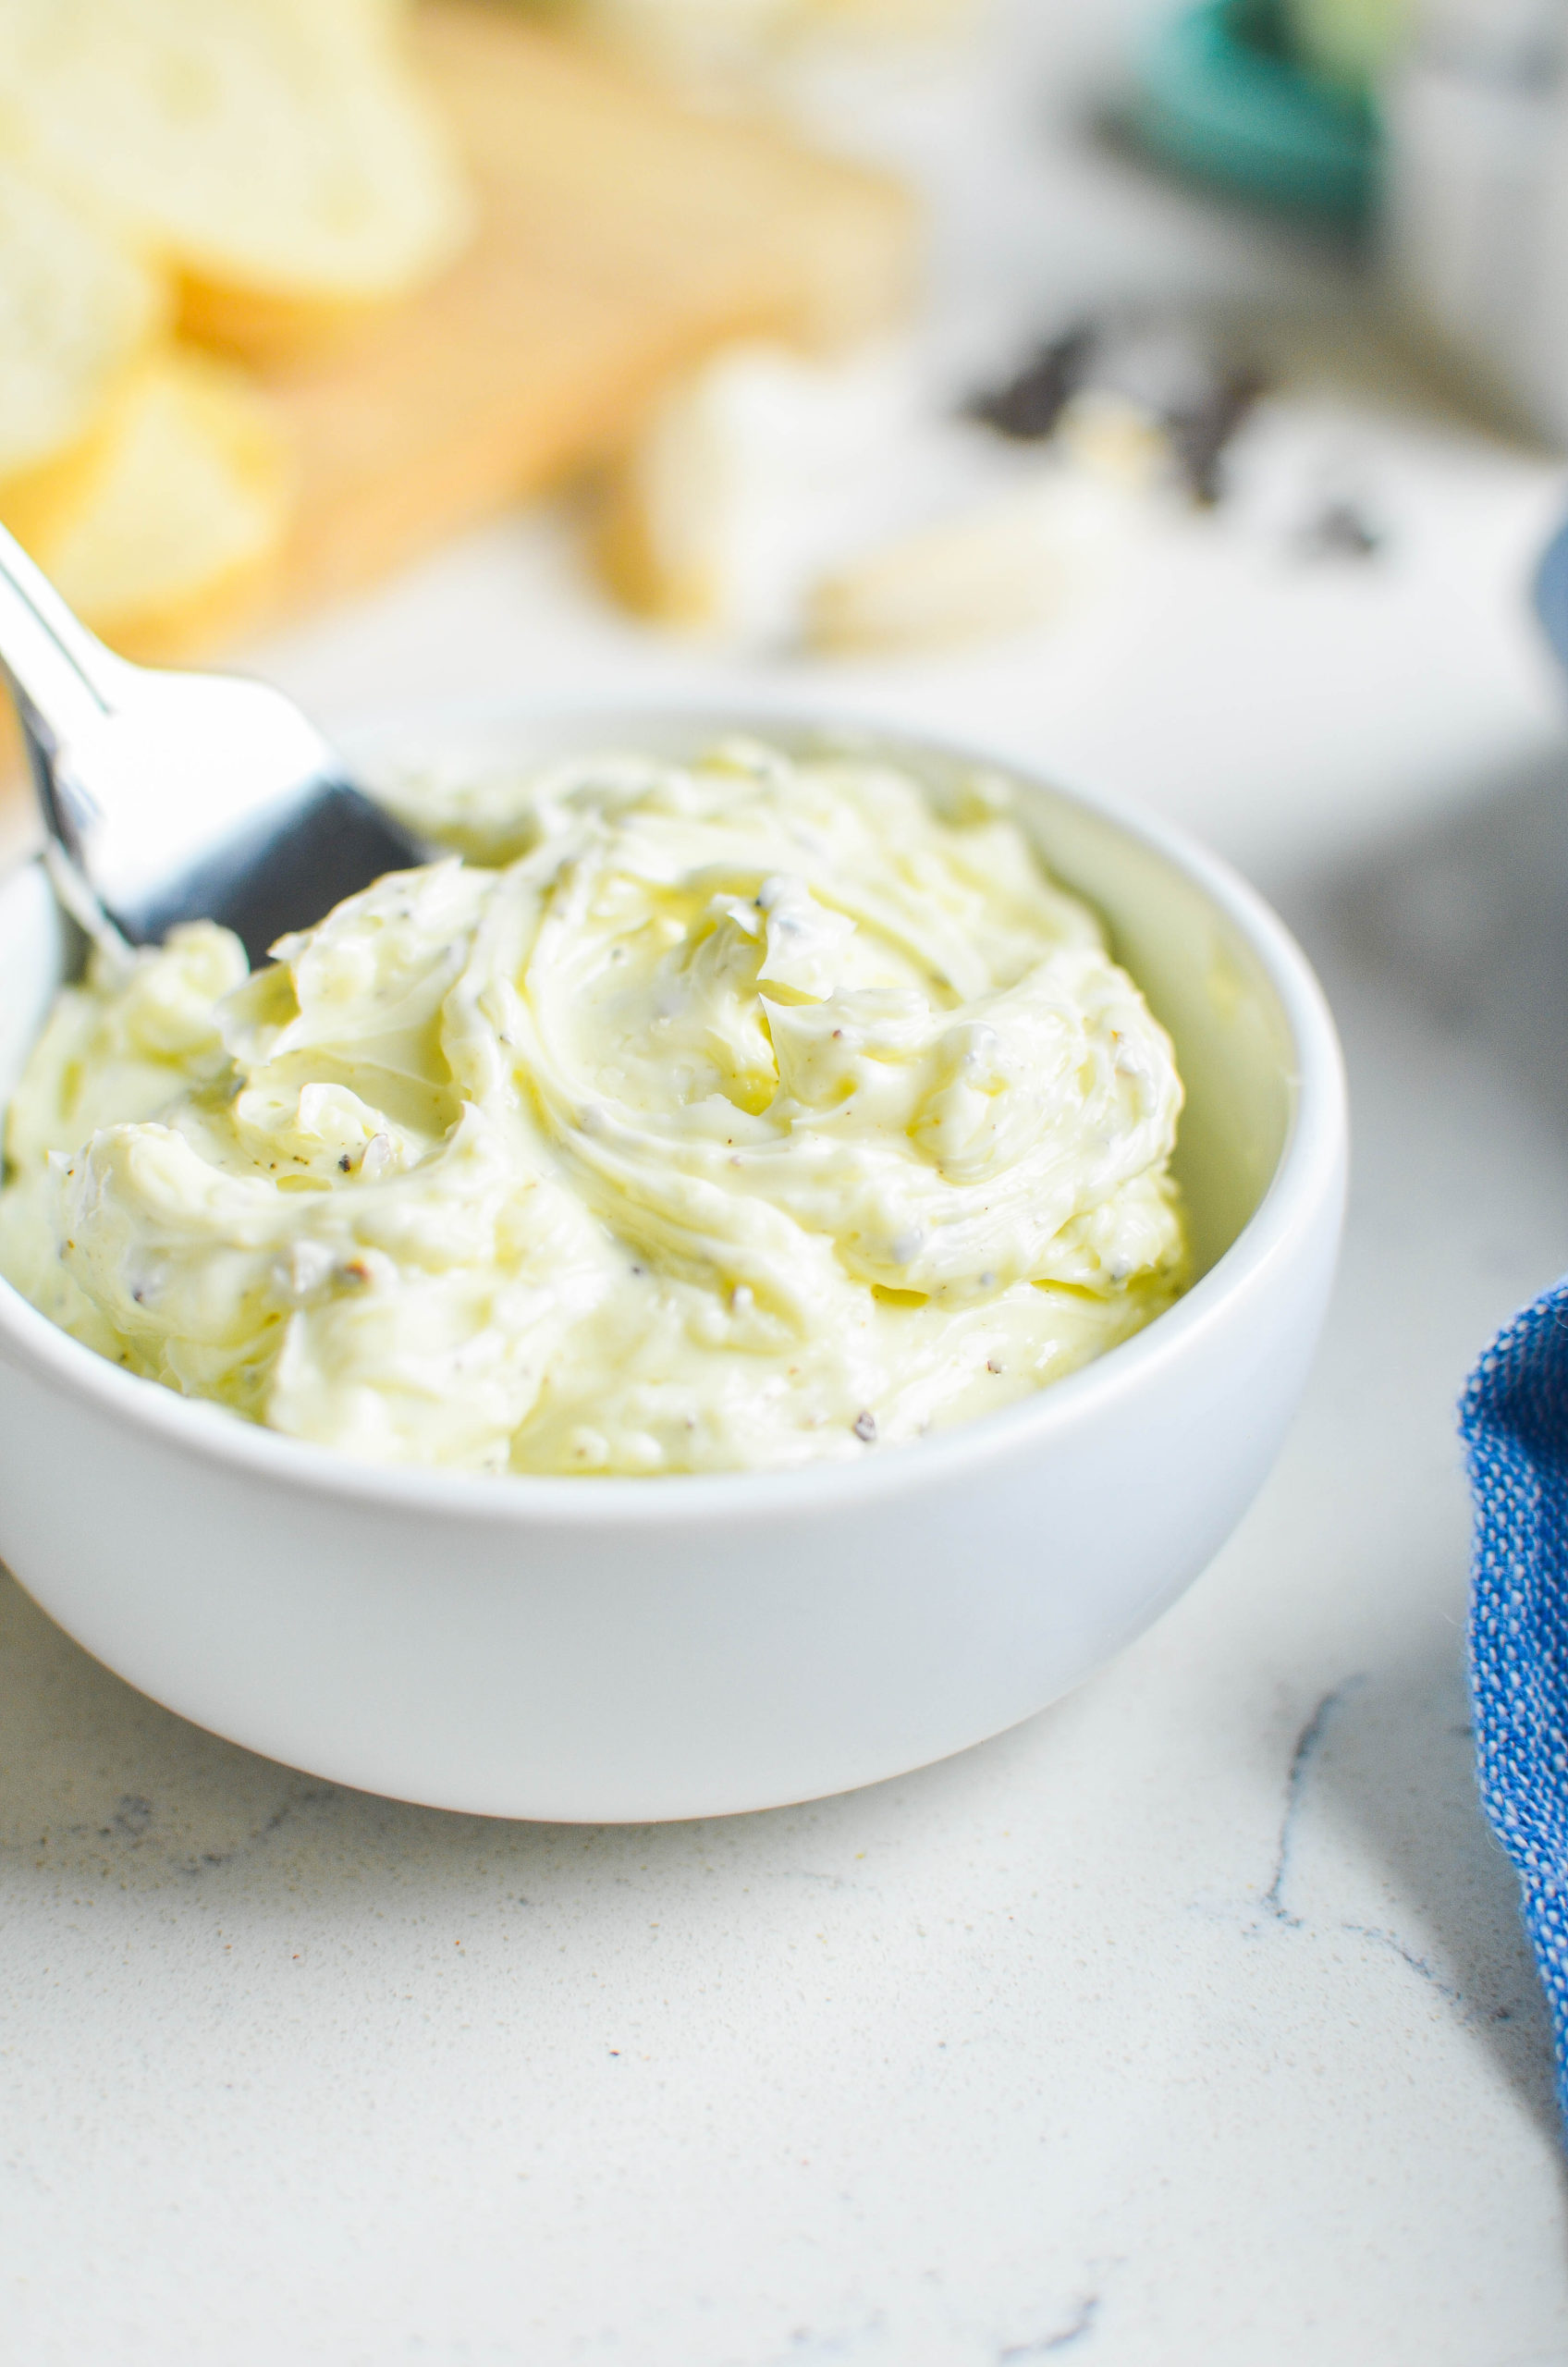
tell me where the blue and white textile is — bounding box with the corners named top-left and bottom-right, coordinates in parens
top-left (1461, 1283), bottom-right (1568, 2111)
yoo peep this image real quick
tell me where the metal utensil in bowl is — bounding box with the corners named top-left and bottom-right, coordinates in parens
top-left (0, 521), bottom-right (423, 968)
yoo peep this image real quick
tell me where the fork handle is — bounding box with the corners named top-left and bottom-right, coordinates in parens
top-left (0, 522), bottom-right (125, 750)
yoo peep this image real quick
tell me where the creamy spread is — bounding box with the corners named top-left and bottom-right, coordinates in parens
top-left (0, 740), bottom-right (1187, 1475)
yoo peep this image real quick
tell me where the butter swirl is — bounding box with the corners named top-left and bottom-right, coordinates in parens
top-left (0, 740), bottom-right (1187, 1474)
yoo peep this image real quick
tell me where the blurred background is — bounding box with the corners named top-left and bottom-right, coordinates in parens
top-left (3, 0), bottom-right (1568, 900)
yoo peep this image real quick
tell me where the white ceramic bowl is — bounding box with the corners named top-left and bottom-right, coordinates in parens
top-left (0, 703), bottom-right (1345, 1821)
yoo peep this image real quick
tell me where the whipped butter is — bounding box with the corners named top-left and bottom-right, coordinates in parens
top-left (0, 740), bottom-right (1187, 1475)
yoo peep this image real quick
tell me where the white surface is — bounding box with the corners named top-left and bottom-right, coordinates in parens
top-left (4, 1), bottom-right (1568, 2353)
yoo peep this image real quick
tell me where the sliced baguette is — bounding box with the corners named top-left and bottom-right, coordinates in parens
top-left (0, 154), bottom-right (165, 479)
top-left (0, 0), bottom-right (472, 351)
top-left (0, 344), bottom-right (295, 660)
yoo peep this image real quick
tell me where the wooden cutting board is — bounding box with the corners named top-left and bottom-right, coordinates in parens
top-left (261, 0), bottom-right (919, 620)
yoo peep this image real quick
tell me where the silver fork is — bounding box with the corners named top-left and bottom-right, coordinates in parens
top-left (0, 521), bottom-right (424, 970)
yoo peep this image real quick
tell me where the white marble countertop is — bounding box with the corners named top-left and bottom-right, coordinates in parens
top-left (6, 8), bottom-right (1568, 2359)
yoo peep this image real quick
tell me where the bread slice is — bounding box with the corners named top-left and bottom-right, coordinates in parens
top-left (0, 0), bottom-right (472, 352)
top-left (0, 344), bottom-right (295, 660)
top-left (594, 341), bottom-right (867, 635)
top-left (594, 353), bottom-right (753, 632)
top-left (0, 154), bottom-right (165, 479)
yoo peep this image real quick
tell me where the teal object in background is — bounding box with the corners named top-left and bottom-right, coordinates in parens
top-left (1132, 0), bottom-right (1378, 225)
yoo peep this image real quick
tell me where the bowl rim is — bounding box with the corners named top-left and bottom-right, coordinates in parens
top-left (0, 693), bottom-right (1346, 1531)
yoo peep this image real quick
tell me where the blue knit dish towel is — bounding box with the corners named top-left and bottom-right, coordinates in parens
top-left (1461, 1282), bottom-right (1568, 2110)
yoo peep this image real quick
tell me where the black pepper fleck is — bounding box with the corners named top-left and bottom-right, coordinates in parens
top-left (1297, 497), bottom-right (1382, 559)
top-left (964, 324), bottom-right (1094, 440)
